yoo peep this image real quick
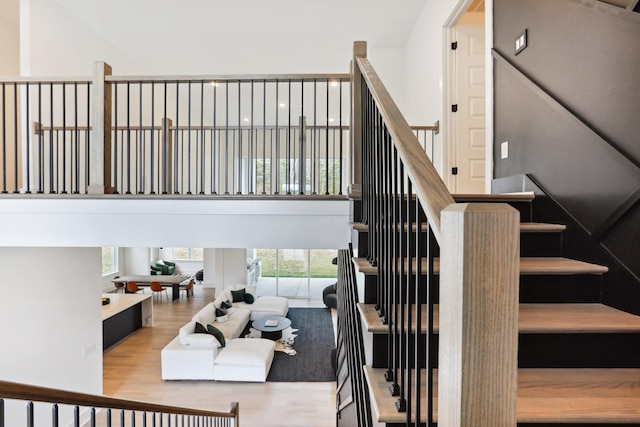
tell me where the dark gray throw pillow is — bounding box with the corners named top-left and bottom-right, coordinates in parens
top-left (206, 324), bottom-right (226, 347)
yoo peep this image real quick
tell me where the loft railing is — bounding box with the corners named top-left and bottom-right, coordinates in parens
top-left (0, 379), bottom-right (239, 426)
top-left (0, 71), bottom-right (438, 197)
top-left (0, 72), bottom-right (352, 196)
top-left (352, 41), bottom-right (520, 426)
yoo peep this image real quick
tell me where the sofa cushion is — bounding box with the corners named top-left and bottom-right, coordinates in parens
top-left (215, 338), bottom-right (275, 367)
top-left (230, 288), bottom-right (246, 302)
top-left (183, 333), bottom-right (219, 347)
top-left (179, 320), bottom-right (197, 344)
top-left (193, 303), bottom-right (216, 324)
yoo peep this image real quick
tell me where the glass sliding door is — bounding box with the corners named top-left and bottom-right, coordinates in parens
top-left (255, 248), bottom-right (337, 301)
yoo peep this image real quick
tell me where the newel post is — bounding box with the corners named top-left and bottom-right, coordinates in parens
top-left (350, 41), bottom-right (366, 196)
top-left (88, 61), bottom-right (113, 194)
top-left (438, 203), bottom-right (519, 426)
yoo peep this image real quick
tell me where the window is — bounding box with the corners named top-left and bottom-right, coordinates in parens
top-left (102, 247), bottom-right (118, 275)
top-left (172, 248), bottom-right (203, 261)
top-left (256, 248), bottom-right (337, 300)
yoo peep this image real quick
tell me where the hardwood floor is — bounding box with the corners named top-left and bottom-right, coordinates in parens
top-left (103, 285), bottom-right (336, 427)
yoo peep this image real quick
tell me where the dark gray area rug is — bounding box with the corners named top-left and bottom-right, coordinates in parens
top-left (244, 307), bottom-right (336, 382)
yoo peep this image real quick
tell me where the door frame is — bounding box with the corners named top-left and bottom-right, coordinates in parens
top-left (443, 0), bottom-right (493, 194)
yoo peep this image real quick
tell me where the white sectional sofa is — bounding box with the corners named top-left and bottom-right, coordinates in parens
top-left (161, 284), bottom-right (289, 382)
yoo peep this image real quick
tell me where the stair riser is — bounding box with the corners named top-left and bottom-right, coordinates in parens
top-left (370, 332), bottom-right (640, 369)
top-left (520, 232), bottom-right (563, 257)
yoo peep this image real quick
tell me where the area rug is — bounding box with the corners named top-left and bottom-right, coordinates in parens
top-left (243, 307), bottom-right (336, 382)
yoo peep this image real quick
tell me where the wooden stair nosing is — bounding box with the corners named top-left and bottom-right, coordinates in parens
top-left (364, 365), bottom-right (640, 424)
top-left (358, 302), bottom-right (640, 334)
top-left (352, 256), bottom-right (609, 276)
top-left (351, 221), bottom-right (565, 234)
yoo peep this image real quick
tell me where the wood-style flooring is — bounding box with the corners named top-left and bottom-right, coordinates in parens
top-left (103, 286), bottom-right (336, 427)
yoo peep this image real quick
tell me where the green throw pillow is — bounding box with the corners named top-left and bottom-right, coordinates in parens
top-left (206, 324), bottom-right (226, 347)
top-left (230, 288), bottom-right (246, 303)
top-left (243, 293), bottom-right (255, 304)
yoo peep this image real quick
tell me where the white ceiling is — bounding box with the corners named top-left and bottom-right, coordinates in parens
top-left (49, 0), bottom-right (428, 49)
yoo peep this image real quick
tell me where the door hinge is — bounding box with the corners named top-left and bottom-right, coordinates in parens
top-left (452, 104), bottom-right (458, 112)
top-left (452, 167), bottom-right (458, 175)
top-left (451, 41), bottom-right (458, 50)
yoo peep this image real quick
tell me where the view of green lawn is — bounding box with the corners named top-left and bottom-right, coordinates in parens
top-left (258, 249), bottom-right (337, 278)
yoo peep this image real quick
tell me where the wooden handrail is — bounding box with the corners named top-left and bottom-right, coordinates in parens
top-left (355, 56), bottom-right (455, 242)
top-left (105, 73), bottom-right (351, 83)
top-left (0, 380), bottom-right (238, 419)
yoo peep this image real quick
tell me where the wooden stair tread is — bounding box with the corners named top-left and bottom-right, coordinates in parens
top-left (364, 366), bottom-right (640, 424)
top-left (351, 221), bottom-right (565, 233)
top-left (358, 303), bottom-right (640, 334)
top-left (453, 192), bottom-right (535, 203)
top-left (352, 256), bottom-right (608, 276)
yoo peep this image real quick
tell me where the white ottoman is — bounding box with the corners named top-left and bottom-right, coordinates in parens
top-left (248, 296), bottom-right (289, 321)
top-left (214, 338), bottom-right (275, 382)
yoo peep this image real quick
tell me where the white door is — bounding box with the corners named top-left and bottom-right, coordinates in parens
top-left (451, 19), bottom-right (486, 194)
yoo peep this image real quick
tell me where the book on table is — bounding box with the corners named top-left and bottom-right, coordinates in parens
top-left (265, 319), bottom-right (279, 327)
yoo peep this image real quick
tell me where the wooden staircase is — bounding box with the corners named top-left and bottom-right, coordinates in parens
top-left (351, 193), bottom-right (640, 426)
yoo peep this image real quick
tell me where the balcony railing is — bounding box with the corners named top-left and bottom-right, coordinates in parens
top-left (0, 379), bottom-right (239, 426)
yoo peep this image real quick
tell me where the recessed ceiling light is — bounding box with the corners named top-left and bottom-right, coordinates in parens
top-left (279, 103), bottom-right (286, 107)
top-left (330, 81), bottom-right (339, 87)
top-left (243, 118), bottom-right (249, 122)
top-left (329, 118), bottom-right (335, 122)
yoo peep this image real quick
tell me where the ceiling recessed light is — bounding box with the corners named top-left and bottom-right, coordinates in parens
top-left (329, 118), bottom-right (335, 122)
top-left (279, 103), bottom-right (286, 107)
top-left (330, 81), bottom-right (339, 87)
top-left (243, 118), bottom-right (249, 122)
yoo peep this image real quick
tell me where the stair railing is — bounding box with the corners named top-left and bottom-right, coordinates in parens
top-left (352, 40), bottom-right (520, 426)
top-left (0, 379), bottom-right (239, 426)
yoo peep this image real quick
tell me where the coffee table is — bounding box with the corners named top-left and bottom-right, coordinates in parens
top-left (252, 316), bottom-right (291, 340)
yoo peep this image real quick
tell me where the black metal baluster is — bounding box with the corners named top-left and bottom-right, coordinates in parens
top-left (224, 80), bottom-right (229, 194)
top-left (286, 79), bottom-right (291, 194)
top-left (199, 81), bottom-right (204, 194)
top-left (86, 83), bottom-right (91, 194)
top-left (299, 79), bottom-right (305, 195)
top-left (174, 82), bottom-right (180, 194)
top-left (26, 401), bottom-right (34, 427)
top-left (113, 82), bottom-right (119, 194)
top-left (24, 84), bottom-right (31, 193)
top-left (125, 82), bottom-right (132, 194)
top-left (37, 82), bottom-right (43, 193)
top-left (73, 405), bottom-right (80, 427)
top-left (150, 82), bottom-right (156, 194)
top-left (339, 80), bottom-right (343, 195)
top-left (187, 81), bottom-right (192, 194)
top-left (52, 403), bottom-right (59, 427)
top-left (90, 407), bottom-right (96, 427)
top-left (73, 82), bottom-right (79, 193)
top-left (162, 81), bottom-right (168, 194)
top-left (261, 80), bottom-right (266, 194)
top-left (274, 80), bottom-right (280, 194)
top-left (324, 79), bottom-right (330, 195)
top-left (61, 82), bottom-right (67, 193)
top-left (237, 80), bottom-right (242, 194)
top-left (312, 78), bottom-right (317, 194)
top-left (248, 80), bottom-right (254, 194)
top-left (49, 83), bottom-right (55, 193)
top-left (139, 81), bottom-right (144, 194)
top-left (212, 81), bottom-right (217, 194)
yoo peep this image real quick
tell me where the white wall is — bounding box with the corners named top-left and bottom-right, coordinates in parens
top-left (213, 248), bottom-right (248, 294)
top-left (0, 247), bottom-right (102, 426)
top-left (402, 0), bottom-right (461, 177)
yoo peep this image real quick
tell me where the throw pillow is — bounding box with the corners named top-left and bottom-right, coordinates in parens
top-left (194, 322), bottom-right (208, 334)
top-left (230, 288), bottom-right (246, 303)
top-left (243, 293), bottom-right (255, 304)
top-left (221, 300), bottom-right (233, 309)
top-left (206, 324), bottom-right (226, 347)
top-left (215, 307), bottom-right (228, 323)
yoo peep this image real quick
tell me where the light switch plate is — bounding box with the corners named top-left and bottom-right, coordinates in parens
top-left (515, 29), bottom-right (528, 55)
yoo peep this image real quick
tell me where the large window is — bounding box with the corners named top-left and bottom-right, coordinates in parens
top-left (102, 247), bottom-right (118, 275)
top-left (172, 247), bottom-right (203, 261)
top-left (256, 249), bottom-right (336, 300)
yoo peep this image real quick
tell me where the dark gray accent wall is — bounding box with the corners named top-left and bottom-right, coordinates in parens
top-left (493, 0), bottom-right (640, 307)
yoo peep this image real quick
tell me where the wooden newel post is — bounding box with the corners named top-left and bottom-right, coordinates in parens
top-left (438, 203), bottom-right (519, 426)
top-left (161, 118), bottom-right (174, 194)
top-left (350, 41), bottom-right (366, 196)
top-left (89, 61), bottom-right (113, 194)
